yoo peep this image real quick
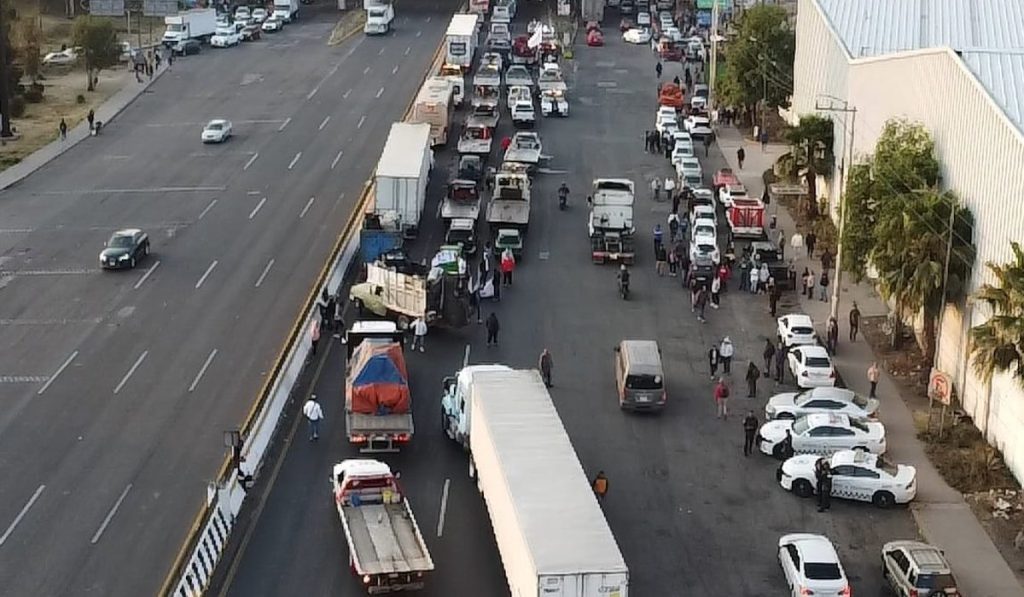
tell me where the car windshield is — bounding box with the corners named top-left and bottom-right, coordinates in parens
top-left (791, 417), bottom-right (810, 435)
top-left (206, 123), bottom-right (223, 130)
top-left (849, 419), bottom-right (870, 433)
top-left (625, 374), bottom-right (662, 390)
top-left (805, 356), bottom-right (831, 367)
top-left (696, 243), bottom-right (715, 253)
top-left (109, 235), bottom-right (133, 248)
top-left (791, 325), bottom-right (814, 335)
top-left (447, 230), bottom-right (471, 242)
top-left (875, 455), bottom-right (899, 476)
top-left (804, 562), bottom-right (843, 580)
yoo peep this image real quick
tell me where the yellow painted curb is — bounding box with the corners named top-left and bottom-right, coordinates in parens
top-left (329, 11), bottom-right (368, 46)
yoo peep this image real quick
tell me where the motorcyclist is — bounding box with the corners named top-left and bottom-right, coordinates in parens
top-left (558, 182), bottom-right (570, 207)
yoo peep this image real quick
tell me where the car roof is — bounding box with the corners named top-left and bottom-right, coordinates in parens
top-left (782, 314), bottom-right (814, 327)
top-left (884, 541), bottom-right (952, 571)
top-left (206, 119), bottom-right (229, 126)
top-left (797, 345), bottom-right (831, 359)
top-left (830, 449), bottom-right (877, 467)
top-left (805, 412), bottom-right (851, 428)
top-left (115, 228), bottom-right (142, 236)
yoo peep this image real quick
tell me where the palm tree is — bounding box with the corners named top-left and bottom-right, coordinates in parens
top-left (780, 115), bottom-right (834, 218)
top-left (970, 242), bottom-right (1024, 388)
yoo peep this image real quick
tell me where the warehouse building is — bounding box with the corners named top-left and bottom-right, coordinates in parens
top-left (790, 0), bottom-right (1024, 481)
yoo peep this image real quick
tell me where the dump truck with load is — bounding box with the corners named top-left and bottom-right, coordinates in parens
top-left (344, 321), bottom-right (414, 452)
top-left (349, 258), bottom-right (471, 329)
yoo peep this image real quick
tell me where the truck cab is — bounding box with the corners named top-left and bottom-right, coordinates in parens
top-left (441, 365), bottom-right (513, 448)
top-left (438, 64), bottom-right (466, 106)
top-left (589, 178), bottom-right (636, 264)
top-left (364, 1), bottom-right (395, 34)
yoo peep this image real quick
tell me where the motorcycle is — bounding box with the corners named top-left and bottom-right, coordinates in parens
top-left (618, 276), bottom-right (630, 300)
top-left (558, 193), bottom-right (567, 210)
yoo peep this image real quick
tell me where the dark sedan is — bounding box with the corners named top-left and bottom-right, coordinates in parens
top-left (241, 24), bottom-right (262, 41)
top-left (100, 229), bottom-right (150, 270)
top-left (173, 39), bottom-right (201, 56)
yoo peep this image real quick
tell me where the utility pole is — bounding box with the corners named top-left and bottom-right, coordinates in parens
top-left (934, 197), bottom-right (956, 370)
top-left (0, 0), bottom-right (12, 138)
top-left (814, 97), bottom-right (857, 324)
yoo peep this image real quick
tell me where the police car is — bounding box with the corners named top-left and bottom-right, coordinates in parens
top-left (765, 386), bottom-right (880, 421)
top-left (777, 450), bottom-right (917, 508)
top-left (758, 413), bottom-right (887, 459)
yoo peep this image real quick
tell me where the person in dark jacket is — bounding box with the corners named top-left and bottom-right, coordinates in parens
top-left (485, 313), bottom-right (500, 346)
top-left (762, 339), bottom-right (776, 376)
top-left (816, 461), bottom-right (832, 512)
top-left (779, 429), bottom-right (795, 459)
top-left (745, 361), bottom-right (760, 397)
top-left (742, 411), bottom-right (759, 456)
top-left (708, 344), bottom-right (720, 379)
top-left (774, 341), bottom-right (787, 382)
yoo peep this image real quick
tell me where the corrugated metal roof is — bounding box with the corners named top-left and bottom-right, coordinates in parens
top-left (815, 0), bottom-right (1024, 133)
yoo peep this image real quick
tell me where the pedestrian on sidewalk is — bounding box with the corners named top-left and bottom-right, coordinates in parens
top-left (592, 471), bottom-right (609, 500)
top-left (868, 361), bottom-right (880, 398)
top-left (769, 285), bottom-right (780, 317)
top-left (710, 275), bottom-right (721, 307)
top-left (748, 265), bottom-right (759, 294)
top-left (485, 313), bottom-right (500, 346)
top-left (849, 302), bottom-right (861, 341)
top-left (695, 286), bottom-right (709, 322)
top-left (819, 270), bottom-right (830, 301)
top-left (742, 411), bottom-right (759, 456)
top-left (763, 339), bottom-right (776, 375)
top-left (720, 337), bottom-right (734, 373)
top-left (59, 118), bottom-right (68, 140)
top-left (736, 147), bottom-right (745, 169)
top-left (309, 317), bottom-right (321, 356)
top-left (302, 394), bottom-right (324, 441)
top-left (539, 348), bottom-right (553, 387)
top-left (651, 177), bottom-right (661, 201)
top-left (668, 212), bottom-right (680, 243)
top-left (826, 317), bottom-right (839, 354)
top-left (775, 341), bottom-right (787, 382)
top-left (714, 377), bottom-right (730, 419)
top-left (668, 245), bottom-right (679, 276)
top-left (500, 248), bottom-right (515, 286)
top-left (804, 269), bottom-right (816, 299)
top-left (759, 129), bottom-right (768, 150)
top-left (167, 51), bottom-right (174, 67)
top-left (155, 52), bottom-right (162, 70)
top-left (821, 248), bottom-right (833, 273)
top-left (664, 176), bottom-right (676, 198)
top-left (805, 230), bottom-right (817, 257)
top-left (87, 109), bottom-right (95, 132)
top-left (333, 297), bottom-right (344, 332)
top-left (708, 344), bottom-right (720, 379)
top-left (410, 317), bottom-right (428, 352)
top-left (655, 242), bottom-right (668, 276)
top-left (655, 61), bottom-right (663, 78)
top-left (745, 361), bottom-right (760, 397)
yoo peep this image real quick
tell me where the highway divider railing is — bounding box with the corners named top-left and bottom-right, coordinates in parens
top-left (160, 32), bottom-right (452, 597)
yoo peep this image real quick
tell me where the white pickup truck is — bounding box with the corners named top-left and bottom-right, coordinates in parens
top-left (503, 131), bottom-right (543, 168)
top-left (332, 459), bottom-right (433, 594)
top-left (511, 100), bottom-right (536, 129)
top-left (458, 120), bottom-right (493, 155)
top-left (537, 62), bottom-right (568, 94)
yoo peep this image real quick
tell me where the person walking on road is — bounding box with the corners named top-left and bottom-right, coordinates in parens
top-left (826, 316), bottom-right (839, 354)
top-left (736, 147), bottom-right (745, 169)
top-left (704, 135), bottom-right (711, 157)
top-left (87, 109), bottom-right (95, 132)
top-left (804, 269), bottom-right (816, 299)
top-left (743, 411), bottom-right (759, 456)
top-left (849, 302), bottom-right (861, 341)
top-left (655, 242), bottom-right (668, 276)
top-left (719, 337), bottom-right (735, 373)
top-left (745, 361), bottom-right (760, 397)
top-left (655, 61), bottom-right (663, 78)
top-left (302, 394), bottom-right (324, 442)
top-left (485, 313), bottom-right (500, 347)
top-left (816, 461), bottom-right (832, 512)
top-left (500, 249), bottom-right (516, 286)
top-left (805, 230), bottom-right (817, 258)
top-left (710, 275), bottom-right (721, 307)
top-left (819, 270), bottom-right (830, 301)
top-left (868, 361), bottom-right (880, 398)
top-left (774, 341), bottom-right (787, 383)
top-left (769, 285), bottom-right (781, 317)
top-left (763, 339), bottom-right (776, 376)
top-left (714, 377), bottom-right (730, 420)
top-left (592, 471), bottom-right (609, 500)
top-left (708, 344), bottom-right (720, 379)
top-left (651, 176), bottom-right (661, 201)
top-left (539, 348), bottom-right (553, 387)
top-left (410, 317), bottom-right (428, 352)
top-left (695, 286), bottom-right (709, 323)
top-left (309, 317), bottom-right (321, 357)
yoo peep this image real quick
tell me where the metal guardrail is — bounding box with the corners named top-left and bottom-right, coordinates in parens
top-left (159, 31), bottom-right (451, 597)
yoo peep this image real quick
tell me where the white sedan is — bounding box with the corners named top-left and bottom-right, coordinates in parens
top-left (777, 314), bottom-right (817, 347)
top-left (778, 450), bottom-right (917, 507)
top-left (655, 113), bottom-right (678, 134)
top-left (201, 119), bottom-right (233, 143)
top-left (788, 345), bottom-right (836, 388)
top-left (758, 413), bottom-right (887, 459)
top-left (210, 27), bottom-right (241, 47)
top-left (676, 156), bottom-right (702, 186)
top-left (43, 47), bottom-right (79, 65)
top-left (670, 143), bottom-right (694, 166)
top-left (690, 204), bottom-right (716, 229)
top-left (623, 27), bottom-right (652, 44)
top-left (765, 387), bottom-right (880, 421)
top-left (251, 7), bottom-right (268, 23)
top-left (779, 534), bottom-right (852, 597)
top-left (261, 16), bottom-right (284, 32)
top-left (689, 231), bottom-right (720, 265)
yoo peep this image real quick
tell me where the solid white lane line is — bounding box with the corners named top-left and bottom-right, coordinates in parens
top-left (113, 351), bottom-right (148, 395)
top-left (254, 259), bottom-right (275, 288)
top-left (40, 186), bottom-right (225, 195)
top-left (306, 86), bottom-right (319, 100)
top-left (392, 65), bottom-right (399, 74)
top-left (198, 199), bottom-right (218, 220)
top-left (37, 351), bottom-right (77, 396)
top-left (375, 87), bottom-right (384, 98)
top-left (343, 88), bottom-right (352, 99)
top-left (278, 117), bottom-right (291, 132)
top-left (243, 153), bottom-right (259, 171)
top-left (363, 66), bottom-right (370, 74)
top-left (188, 349), bottom-right (218, 393)
top-left (299, 197), bottom-right (316, 219)
top-left (249, 197), bottom-right (268, 219)
top-left (133, 260), bottom-right (161, 290)
top-left (90, 484), bottom-right (132, 544)
top-left (357, 116), bottom-right (366, 129)
top-left (288, 152), bottom-right (302, 170)
top-left (0, 485), bottom-right (45, 547)
top-left (436, 478), bottom-right (450, 538)
top-left (331, 150), bottom-right (344, 170)
top-left (195, 260), bottom-right (218, 290)
top-left (318, 116), bottom-right (331, 131)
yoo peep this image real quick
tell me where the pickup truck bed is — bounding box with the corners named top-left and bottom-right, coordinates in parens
top-left (487, 200), bottom-right (530, 228)
top-left (341, 502), bottom-right (433, 575)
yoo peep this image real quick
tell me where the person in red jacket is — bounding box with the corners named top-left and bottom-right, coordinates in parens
top-left (714, 377), bottom-right (730, 420)
top-left (500, 249), bottom-right (516, 286)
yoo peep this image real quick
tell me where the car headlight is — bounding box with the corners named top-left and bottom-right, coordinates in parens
top-left (119, 254), bottom-right (130, 260)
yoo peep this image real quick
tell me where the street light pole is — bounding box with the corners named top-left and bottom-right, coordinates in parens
top-left (815, 97), bottom-right (857, 324)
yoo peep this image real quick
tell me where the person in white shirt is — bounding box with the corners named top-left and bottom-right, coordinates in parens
top-left (719, 337), bottom-right (735, 374)
top-left (411, 318), bottom-right (428, 353)
top-left (302, 394), bottom-right (324, 441)
top-left (664, 177), bottom-right (676, 199)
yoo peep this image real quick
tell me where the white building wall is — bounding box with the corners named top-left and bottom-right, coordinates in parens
top-left (791, 13), bottom-right (1024, 483)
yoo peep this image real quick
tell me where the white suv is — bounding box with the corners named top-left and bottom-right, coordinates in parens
top-left (882, 541), bottom-right (961, 597)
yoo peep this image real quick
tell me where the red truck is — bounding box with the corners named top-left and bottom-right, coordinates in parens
top-left (726, 197), bottom-right (767, 240)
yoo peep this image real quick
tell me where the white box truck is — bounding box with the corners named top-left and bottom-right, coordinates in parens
top-left (273, 0), bottom-right (299, 22)
top-left (440, 368), bottom-right (630, 597)
top-left (364, 0), bottom-right (394, 34)
top-left (444, 13), bottom-right (480, 72)
top-left (162, 9), bottom-right (217, 46)
top-left (374, 123), bottom-right (432, 239)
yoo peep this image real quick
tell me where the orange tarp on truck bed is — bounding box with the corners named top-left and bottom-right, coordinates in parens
top-left (346, 341), bottom-right (411, 415)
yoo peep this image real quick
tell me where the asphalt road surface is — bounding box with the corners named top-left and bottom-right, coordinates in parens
top-left (0, 2), bottom-right (457, 595)
top-left (217, 13), bottom-right (920, 597)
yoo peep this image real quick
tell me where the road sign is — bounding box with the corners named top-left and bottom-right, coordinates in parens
top-left (143, 0), bottom-right (178, 16)
top-left (928, 368), bottom-right (953, 406)
top-left (89, 0), bottom-right (125, 16)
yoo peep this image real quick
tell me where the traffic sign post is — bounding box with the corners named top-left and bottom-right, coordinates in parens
top-left (928, 368), bottom-right (953, 437)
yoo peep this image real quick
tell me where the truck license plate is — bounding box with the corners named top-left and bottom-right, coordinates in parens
top-left (636, 394), bottom-right (649, 402)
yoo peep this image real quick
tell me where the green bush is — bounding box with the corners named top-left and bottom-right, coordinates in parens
top-left (76, 94), bottom-right (85, 104)
top-left (9, 95), bottom-right (26, 118)
top-left (24, 84), bottom-right (44, 103)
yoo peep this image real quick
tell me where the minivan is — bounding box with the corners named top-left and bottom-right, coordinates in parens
top-left (614, 340), bottom-right (666, 411)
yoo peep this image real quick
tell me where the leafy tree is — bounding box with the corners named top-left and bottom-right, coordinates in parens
top-left (72, 17), bottom-right (120, 92)
top-left (871, 189), bottom-right (975, 357)
top-left (779, 114), bottom-right (833, 218)
top-left (970, 243), bottom-right (1024, 388)
top-left (839, 163), bottom-right (876, 280)
top-left (17, 19), bottom-right (42, 83)
top-left (719, 5), bottom-right (794, 123)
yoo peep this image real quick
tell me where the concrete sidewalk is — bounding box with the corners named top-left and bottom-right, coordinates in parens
top-left (715, 124), bottom-right (1023, 597)
top-left (0, 63), bottom-right (168, 193)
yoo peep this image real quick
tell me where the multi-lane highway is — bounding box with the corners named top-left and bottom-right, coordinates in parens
top-left (215, 11), bottom-right (920, 597)
top-left (0, 3), bottom-right (457, 595)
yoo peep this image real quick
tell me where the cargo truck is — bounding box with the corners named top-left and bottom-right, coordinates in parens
top-left (349, 259), bottom-right (471, 329)
top-left (162, 9), bottom-right (217, 46)
top-left (410, 77), bottom-right (453, 146)
top-left (344, 321), bottom-right (413, 452)
top-left (439, 368), bottom-right (630, 597)
top-left (445, 13), bottom-right (480, 71)
top-left (364, 0), bottom-right (394, 34)
top-left (331, 459), bottom-right (433, 594)
top-left (273, 0), bottom-right (299, 22)
top-left (589, 178), bottom-right (635, 264)
top-left (373, 123), bottom-right (433, 240)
